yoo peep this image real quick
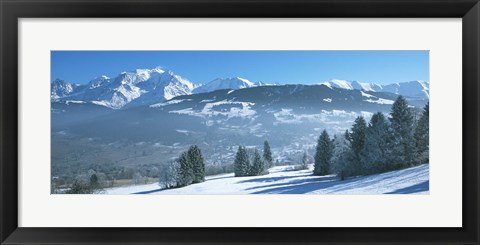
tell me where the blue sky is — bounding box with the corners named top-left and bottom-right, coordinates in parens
top-left (51, 51), bottom-right (428, 85)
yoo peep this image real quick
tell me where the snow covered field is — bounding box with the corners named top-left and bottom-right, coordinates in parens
top-left (104, 164), bottom-right (429, 195)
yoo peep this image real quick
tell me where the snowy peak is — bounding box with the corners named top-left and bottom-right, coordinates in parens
top-left (87, 75), bottom-right (111, 89)
top-left (322, 79), bottom-right (429, 99)
top-left (322, 79), bottom-right (355, 90)
top-left (193, 77), bottom-right (256, 94)
top-left (350, 81), bottom-right (383, 92)
top-left (52, 67), bottom-right (428, 110)
top-left (51, 79), bottom-right (81, 99)
top-left (118, 70), bottom-right (196, 108)
top-left (53, 68), bottom-right (197, 109)
top-left (322, 79), bottom-right (382, 92)
top-left (381, 80), bottom-right (430, 99)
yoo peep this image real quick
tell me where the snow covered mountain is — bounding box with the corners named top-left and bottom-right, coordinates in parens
top-left (52, 68), bottom-right (429, 109)
top-left (321, 79), bottom-right (429, 99)
top-left (52, 83), bottom-right (429, 177)
top-left (52, 84), bottom-right (428, 144)
top-left (193, 77), bottom-right (257, 94)
top-left (51, 79), bottom-right (83, 99)
top-left (381, 80), bottom-right (430, 99)
top-left (321, 79), bottom-right (383, 92)
top-left (52, 68), bottom-right (197, 109)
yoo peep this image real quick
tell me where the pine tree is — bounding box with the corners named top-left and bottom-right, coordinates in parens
top-left (414, 102), bottom-right (429, 164)
top-left (331, 133), bottom-right (354, 180)
top-left (390, 96), bottom-right (415, 166)
top-left (301, 151), bottom-right (308, 169)
top-left (251, 149), bottom-right (266, 176)
top-left (159, 160), bottom-right (180, 189)
top-left (361, 112), bottom-right (393, 173)
top-left (234, 146), bottom-right (250, 177)
top-left (314, 130), bottom-right (333, 176)
top-left (177, 151), bottom-right (193, 186)
top-left (350, 116), bottom-right (367, 157)
top-left (349, 116), bottom-right (367, 174)
top-left (188, 145), bottom-right (205, 183)
top-left (89, 173), bottom-right (100, 190)
top-left (263, 140), bottom-right (273, 169)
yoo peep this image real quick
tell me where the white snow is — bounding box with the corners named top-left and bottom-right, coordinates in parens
top-left (272, 109), bottom-right (362, 125)
top-left (52, 69), bottom-right (429, 110)
top-left (322, 79), bottom-right (354, 90)
top-left (193, 77), bottom-right (256, 94)
top-left (53, 68), bottom-right (198, 109)
top-left (64, 100), bottom-right (86, 105)
top-left (321, 79), bottom-right (429, 99)
top-left (365, 98), bottom-right (395, 105)
top-left (360, 111), bottom-right (374, 118)
top-left (150, 99), bottom-right (191, 108)
top-left (200, 98), bottom-right (216, 103)
top-left (103, 164), bottom-right (429, 195)
top-left (360, 91), bottom-right (375, 98)
top-left (169, 100), bottom-right (256, 119)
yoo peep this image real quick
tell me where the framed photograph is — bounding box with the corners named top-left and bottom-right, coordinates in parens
top-left (1, 0), bottom-right (479, 244)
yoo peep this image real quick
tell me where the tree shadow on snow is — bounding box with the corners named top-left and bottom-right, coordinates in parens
top-left (245, 176), bottom-right (338, 191)
top-left (250, 167), bottom-right (428, 194)
top-left (251, 178), bottom-right (344, 194)
top-left (384, 180), bottom-right (429, 194)
top-left (207, 175), bottom-right (234, 181)
top-left (237, 175), bottom-right (306, 184)
top-left (133, 188), bottom-right (163, 194)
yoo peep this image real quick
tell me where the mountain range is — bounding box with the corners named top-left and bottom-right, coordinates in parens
top-left (51, 68), bottom-right (430, 176)
top-left (51, 68), bottom-right (429, 109)
top-left (321, 79), bottom-right (429, 99)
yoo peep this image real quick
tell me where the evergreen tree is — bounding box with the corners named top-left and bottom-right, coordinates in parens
top-left (251, 149), bottom-right (266, 176)
top-left (177, 151), bottom-right (193, 186)
top-left (390, 96), bottom-right (415, 165)
top-left (414, 102), bottom-right (429, 164)
top-left (350, 116), bottom-right (367, 157)
top-left (234, 146), bottom-right (250, 177)
top-left (331, 133), bottom-right (354, 180)
top-left (89, 173), bottom-right (100, 190)
top-left (344, 129), bottom-right (351, 142)
top-left (314, 130), bottom-right (333, 176)
top-left (159, 160), bottom-right (180, 189)
top-left (263, 140), bottom-right (273, 168)
top-left (67, 179), bottom-right (94, 194)
top-left (188, 145), bottom-right (205, 183)
top-left (349, 116), bottom-right (367, 174)
top-left (301, 151), bottom-right (308, 169)
top-left (361, 112), bottom-right (393, 173)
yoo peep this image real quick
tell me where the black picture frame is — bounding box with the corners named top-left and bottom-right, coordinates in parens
top-left (1, 0), bottom-right (479, 244)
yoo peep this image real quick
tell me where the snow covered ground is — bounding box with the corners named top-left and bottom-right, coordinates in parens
top-left (104, 164), bottom-right (429, 195)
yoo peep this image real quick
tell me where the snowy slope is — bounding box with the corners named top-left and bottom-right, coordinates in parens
top-left (104, 164), bottom-right (429, 195)
top-left (322, 79), bottom-right (383, 92)
top-left (193, 77), bottom-right (256, 93)
top-left (381, 80), bottom-right (430, 99)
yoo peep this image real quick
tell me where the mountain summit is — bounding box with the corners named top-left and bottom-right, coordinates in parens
top-left (193, 77), bottom-right (256, 94)
top-left (322, 79), bottom-right (429, 99)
